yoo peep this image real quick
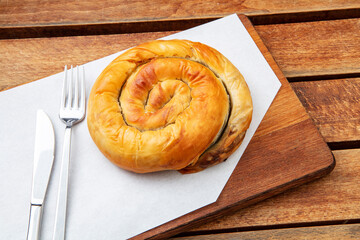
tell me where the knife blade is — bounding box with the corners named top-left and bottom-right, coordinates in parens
top-left (27, 110), bottom-right (55, 240)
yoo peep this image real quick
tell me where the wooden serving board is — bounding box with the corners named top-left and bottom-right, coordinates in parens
top-left (131, 15), bottom-right (335, 240)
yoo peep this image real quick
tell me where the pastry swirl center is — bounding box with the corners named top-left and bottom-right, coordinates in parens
top-left (119, 58), bottom-right (229, 131)
top-left (121, 78), bottom-right (191, 131)
top-left (119, 57), bottom-right (228, 132)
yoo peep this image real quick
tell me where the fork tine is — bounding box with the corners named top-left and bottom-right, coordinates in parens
top-left (79, 66), bottom-right (86, 112)
top-left (61, 66), bottom-right (68, 109)
top-left (67, 65), bottom-right (73, 108)
top-left (74, 66), bottom-right (79, 109)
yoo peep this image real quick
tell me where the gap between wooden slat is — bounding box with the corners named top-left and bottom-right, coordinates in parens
top-left (0, 18), bottom-right (213, 40)
top-left (287, 73), bottom-right (360, 83)
top-left (0, 8), bottom-right (359, 39)
top-left (173, 219), bottom-right (360, 238)
top-left (328, 141), bottom-right (360, 151)
top-left (250, 8), bottom-right (360, 25)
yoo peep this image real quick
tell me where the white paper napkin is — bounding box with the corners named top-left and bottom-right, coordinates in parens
top-left (0, 14), bottom-right (281, 239)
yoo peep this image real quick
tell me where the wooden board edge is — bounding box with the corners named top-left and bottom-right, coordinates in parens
top-left (132, 15), bottom-right (336, 240)
top-left (173, 222), bottom-right (360, 239)
top-left (135, 121), bottom-right (336, 240)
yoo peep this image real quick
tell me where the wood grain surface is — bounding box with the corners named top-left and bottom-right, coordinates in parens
top-left (292, 79), bottom-right (360, 144)
top-left (182, 149), bottom-right (360, 234)
top-left (1, 0), bottom-right (359, 27)
top-left (255, 18), bottom-right (360, 78)
top-left (175, 223), bottom-right (360, 239)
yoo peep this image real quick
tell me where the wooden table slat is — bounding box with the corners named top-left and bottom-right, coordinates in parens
top-left (1, 0), bottom-right (360, 27)
top-left (255, 18), bottom-right (360, 78)
top-left (292, 78), bottom-right (360, 144)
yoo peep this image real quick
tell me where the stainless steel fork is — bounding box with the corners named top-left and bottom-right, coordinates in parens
top-left (53, 65), bottom-right (86, 240)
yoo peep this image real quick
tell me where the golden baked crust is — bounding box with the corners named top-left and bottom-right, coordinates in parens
top-left (87, 39), bottom-right (253, 173)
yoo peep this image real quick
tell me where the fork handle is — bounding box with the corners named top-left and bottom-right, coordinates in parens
top-left (27, 204), bottom-right (42, 240)
top-left (53, 126), bottom-right (72, 240)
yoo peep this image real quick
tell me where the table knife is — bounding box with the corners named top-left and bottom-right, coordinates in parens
top-left (27, 110), bottom-right (55, 240)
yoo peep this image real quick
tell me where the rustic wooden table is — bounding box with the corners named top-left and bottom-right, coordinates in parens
top-left (1, 1), bottom-right (360, 239)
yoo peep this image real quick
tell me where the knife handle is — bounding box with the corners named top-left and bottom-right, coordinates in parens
top-left (27, 204), bottom-right (43, 240)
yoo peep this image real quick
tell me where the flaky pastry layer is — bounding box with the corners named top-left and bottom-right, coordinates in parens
top-left (87, 39), bottom-right (253, 173)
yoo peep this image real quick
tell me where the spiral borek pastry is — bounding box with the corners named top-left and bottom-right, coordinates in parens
top-left (87, 39), bottom-right (252, 173)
